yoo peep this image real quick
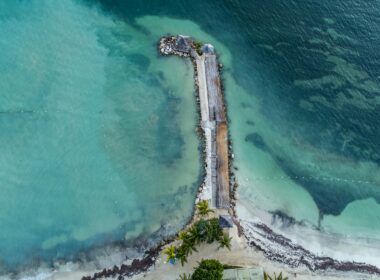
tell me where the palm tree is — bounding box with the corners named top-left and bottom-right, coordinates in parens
top-left (196, 200), bottom-right (214, 217)
top-left (177, 230), bottom-right (188, 241)
top-left (163, 245), bottom-right (176, 263)
top-left (188, 225), bottom-right (201, 244)
top-left (183, 239), bottom-right (198, 255)
top-left (176, 248), bottom-right (188, 266)
top-left (218, 233), bottom-right (232, 250)
top-left (177, 273), bottom-right (192, 280)
top-left (264, 272), bottom-right (288, 280)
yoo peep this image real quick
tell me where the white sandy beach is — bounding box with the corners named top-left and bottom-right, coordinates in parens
top-left (43, 203), bottom-right (379, 280)
top-left (127, 204), bottom-right (379, 280)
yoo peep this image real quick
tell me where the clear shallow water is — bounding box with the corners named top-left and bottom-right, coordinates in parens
top-left (0, 1), bottom-right (201, 272)
top-left (1, 0), bottom-right (380, 276)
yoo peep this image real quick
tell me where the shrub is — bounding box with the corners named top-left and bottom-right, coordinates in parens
top-left (206, 218), bottom-right (223, 243)
top-left (195, 219), bottom-right (209, 242)
top-left (178, 273), bottom-right (192, 280)
top-left (193, 40), bottom-right (203, 55)
top-left (264, 272), bottom-right (289, 280)
top-left (191, 259), bottom-right (224, 280)
top-left (218, 233), bottom-right (232, 250)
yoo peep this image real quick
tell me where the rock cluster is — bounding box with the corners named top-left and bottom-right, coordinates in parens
top-left (81, 241), bottom-right (173, 280)
top-left (159, 36), bottom-right (191, 57)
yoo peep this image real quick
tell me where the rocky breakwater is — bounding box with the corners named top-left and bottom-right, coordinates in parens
top-left (159, 35), bottom-right (232, 210)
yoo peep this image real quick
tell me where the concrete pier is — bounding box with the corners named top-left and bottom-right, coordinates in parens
top-left (159, 35), bottom-right (230, 209)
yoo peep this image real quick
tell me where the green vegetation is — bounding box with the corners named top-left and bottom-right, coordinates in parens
top-left (177, 218), bottom-right (223, 265)
top-left (192, 259), bottom-right (224, 280)
top-left (165, 218), bottom-right (225, 266)
top-left (177, 273), bottom-right (192, 280)
top-left (163, 245), bottom-right (176, 263)
top-left (166, 205), bottom-right (234, 279)
top-left (218, 233), bottom-right (232, 250)
top-left (264, 272), bottom-right (289, 280)
top-left (193, 40), bottom-right (203, 55)
top-left (196, 200), bottom-right (214, 217)
top-left (177, 230), bottom-right (188, 241)
top-left (176, 259), bottom-right (224, 280)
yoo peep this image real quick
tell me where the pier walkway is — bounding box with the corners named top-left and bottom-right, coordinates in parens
top-left (159, 35), bottom-right (230, 209)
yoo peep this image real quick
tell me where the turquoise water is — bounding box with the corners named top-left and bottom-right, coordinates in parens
top-left (0, 1), bottom-right (201, 271)
top-left (1, 0), bottom-right (380, 275)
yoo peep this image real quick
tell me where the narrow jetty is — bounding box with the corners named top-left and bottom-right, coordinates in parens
top-left (159, 35), bottom-right (230, 209)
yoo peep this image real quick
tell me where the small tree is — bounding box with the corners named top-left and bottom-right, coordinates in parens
top-left (218, 233), bottom-right (232, 250)
top-left (188, 225), bottom-right (201, 244)
top-left (176, 249), bottom-right (188, 266)
top-left (196, 200), bottom-right (214, 217)
top-left (183, 239), bottom-right (198, 255)
top-left (191, 259), bottom-right (224, 280)
top-left (163, 245), bottom-right (176, 263)
top-left (177, 230), bottom-right (188, 241)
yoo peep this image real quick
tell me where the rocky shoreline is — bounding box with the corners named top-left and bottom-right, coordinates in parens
top-left (81, 243), bottom-right (166, 280)
top-left (159, 35), bottom-right (235, 208)
top-left (159, 36), bottom-right (208, 204)
top-left (241, 220), bottom-right (380, 276)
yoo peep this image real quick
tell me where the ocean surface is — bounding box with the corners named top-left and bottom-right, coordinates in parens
top-left (1, 0), bottom-right (380, 276)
